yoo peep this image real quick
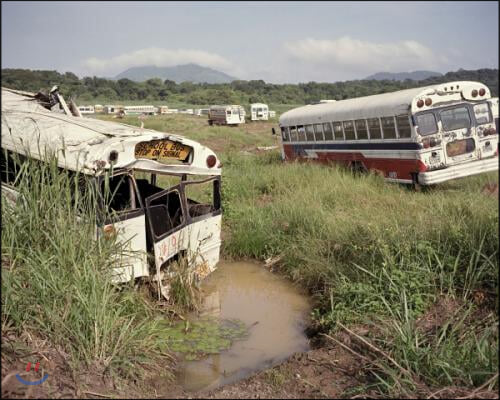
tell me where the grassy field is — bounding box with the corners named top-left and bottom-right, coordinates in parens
top-left (220, 152), bottom-right (498, 396)
top-left (2, 113), bottom-right (498, 398)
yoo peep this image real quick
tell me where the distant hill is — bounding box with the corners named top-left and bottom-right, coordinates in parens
top-left (365, 70), bottom-right (443, 81)
top-left (114, 63), bottom-right (237, 83)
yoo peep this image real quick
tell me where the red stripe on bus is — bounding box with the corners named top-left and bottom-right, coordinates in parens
top-left (282, 147), bottom-right (427, 180)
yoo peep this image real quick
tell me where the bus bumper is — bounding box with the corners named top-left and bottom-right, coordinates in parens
top-left (418, 157), bottom-right (498, 185)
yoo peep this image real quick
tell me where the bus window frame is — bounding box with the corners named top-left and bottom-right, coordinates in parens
top-left (98, 172), bottom-right (145, 225)
top-left (395, 114), bottom-right (413, 139)
top-left (313, 123), bottom-right (324, 141)
top-left (439, 105), bottom-right (472, 132)
top-left (332, 121), bottom-right (344, 140)
top-left (414, 111), bottom-right (439, 136)
top-left (305, 124), bottom-right (316, 142)
top-left (343, 120), bottom-right (356, 141)
top-left (323, 122), bottom-right (334, 141)
top-left (367, 117), bottom-right (382, 140)
top-left (355, 119), bottom-right (369, 140)
top-left (472, 102), bottom-right (493, 126)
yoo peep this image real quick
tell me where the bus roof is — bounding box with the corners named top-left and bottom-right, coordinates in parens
top-left (1, 88), bottom-right (220, 176)
top-left (280, 81), bottom-right (491, 126)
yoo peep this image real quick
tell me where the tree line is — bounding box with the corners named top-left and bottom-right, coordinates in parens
top-left (2, 68), bottom-right (498, 105)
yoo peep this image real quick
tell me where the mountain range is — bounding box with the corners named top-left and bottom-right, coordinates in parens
top-left (365, 70), bottom-right (443, 81)
top-left (114, 63), bottom-right (237, 83)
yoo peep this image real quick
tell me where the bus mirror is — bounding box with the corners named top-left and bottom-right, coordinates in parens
top-left (271, 128), bottom-right (276, 136)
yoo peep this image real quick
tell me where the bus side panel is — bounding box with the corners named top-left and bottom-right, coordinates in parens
top-left (282, 143), bottom-right (423, 181)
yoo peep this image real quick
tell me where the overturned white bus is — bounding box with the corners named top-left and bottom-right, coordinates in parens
top-left (1, 87), bottom-right (222, 299)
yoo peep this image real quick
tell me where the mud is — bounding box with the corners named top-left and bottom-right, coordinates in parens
top-left (177, 260), bottom-right (311, 392)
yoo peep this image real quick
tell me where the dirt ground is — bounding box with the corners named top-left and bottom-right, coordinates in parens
top-left (1, 334), bottom-right (362, 399)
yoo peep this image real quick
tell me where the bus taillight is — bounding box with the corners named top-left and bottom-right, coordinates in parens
top-left (472, 89), bottom-right (478, 98)
top-left (479, 88), bottom-right (486, 96)
top-left (422, 138), bottom-right (441, 148)
top-left (206, 155), bottom-right (217, 168)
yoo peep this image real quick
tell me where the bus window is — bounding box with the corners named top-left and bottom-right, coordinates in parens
top-left (289, 126), bottom-right (298, 142)
top-left (281, 127), bottom-right (289, 142)
top-left (355, 120), bottom-right (368, 140)
top-left (381, 117), bottom-right (397, 139)
top-left (396, 115), bottom-right (412, 138)
top-left (297, 125), bottom-right (306, 141)
top-left (333, 122), bottom-right (343, 140)
top-left (147, 189), bottom-right (184, 238)
top-left (184, 177), bottom-right (220, 219)
top-left (367, 118), bottom-right (382, 139)
top-left (415, 113), bottom-right (438, 136)
top-left (305, 125), bottom-right (315, 141)
top-left (343, 121), bottom-right (355, 140)
top-left (473, 103), bottom-right (492, 125)
top-left (440, 106), bottom-right (471, 131)
top-left (323, 123), bottom-right (333, 140)
top-left (102, 174), bottom-right (139, 215)
top-left (313, 124), bottom-right (324, 141)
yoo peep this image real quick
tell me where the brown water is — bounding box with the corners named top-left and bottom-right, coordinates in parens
top-left (177, 260), bottom-right (311, 392)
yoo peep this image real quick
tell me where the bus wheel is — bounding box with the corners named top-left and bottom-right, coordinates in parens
top-left (351, 161), bottom-right (366, 175)
top-left (208, 120), bottom-right (213, 126)
top-left (411, 173), bottom-right (422, 192)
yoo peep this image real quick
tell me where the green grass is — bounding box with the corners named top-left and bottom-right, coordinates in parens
top-left (94, 113), bottom-right (277, 153)
top-left (220, 151), bottom-right (499, 396)
top-left (1, 155), bottom-right (172, 381)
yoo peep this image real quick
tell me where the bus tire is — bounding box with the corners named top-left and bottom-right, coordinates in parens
top-left (208, 120), bottom-right (213, 126)
top-left (411, 172), bottom-right (422, 192)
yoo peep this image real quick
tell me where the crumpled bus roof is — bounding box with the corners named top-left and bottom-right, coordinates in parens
top-left (279, 81), bottom-right (490, 126)
top-left (1, 87), bottom-right (220, 176)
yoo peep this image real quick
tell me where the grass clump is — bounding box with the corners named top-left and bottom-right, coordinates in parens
top-left (1, 154), bottom-right (170, 379)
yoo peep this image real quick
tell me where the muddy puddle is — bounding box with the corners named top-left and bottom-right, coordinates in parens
top-left (176, 260), bottom-right (311, 392)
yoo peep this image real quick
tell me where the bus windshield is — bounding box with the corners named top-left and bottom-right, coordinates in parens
top-left (440, 106), bottom-right (471, 131)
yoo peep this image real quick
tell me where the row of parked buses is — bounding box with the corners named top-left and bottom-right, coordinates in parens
top-left (78, 103), bottom-right (277, 123)
top-left (278, 81), bottom-right (498, 187)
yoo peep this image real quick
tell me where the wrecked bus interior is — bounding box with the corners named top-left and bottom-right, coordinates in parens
top-left (1, 86), bottom-right (222, 299)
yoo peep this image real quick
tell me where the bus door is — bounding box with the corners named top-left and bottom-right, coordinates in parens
top-left (439, 105), bottom-right (479, 166)
top-left (182, 177), bottom-right (222, 280)
top-left (145, 185), bottom-right (186, 297)
top-left (100, 173), bottom-right (148, 282)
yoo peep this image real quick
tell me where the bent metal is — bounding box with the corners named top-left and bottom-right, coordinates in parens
top-left (1, 86), bottom-right (222, 299)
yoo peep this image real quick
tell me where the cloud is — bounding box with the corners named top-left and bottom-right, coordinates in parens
top-left (284, 37), bottom-right (448, 73)
top-left (83, 47), bottom-right (234, 75)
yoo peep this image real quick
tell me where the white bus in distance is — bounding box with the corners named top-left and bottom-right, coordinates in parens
top-left (78, 105), bottom-right (95, 114)
top-left (250, 103), bottom-right (269, 121)
top-left (1, 87), bottom-right (223, 300)
top-left (123, 105), bottom-right (157, 116)
top-left (279, 81), bottom-right (498, 186)
top-left (208, 105), bottom-right (246, 126)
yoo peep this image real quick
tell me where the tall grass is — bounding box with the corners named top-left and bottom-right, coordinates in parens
top-left (220, 151), bottom-right (499, 395)
top-left (1, 154), bottom-right (169, 378)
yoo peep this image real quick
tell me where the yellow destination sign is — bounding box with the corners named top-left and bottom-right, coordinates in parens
top-left (135, 140), bottom-right (192, 162)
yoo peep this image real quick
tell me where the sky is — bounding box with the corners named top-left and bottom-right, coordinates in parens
top-left (1, 1), bottom-right (498, 83)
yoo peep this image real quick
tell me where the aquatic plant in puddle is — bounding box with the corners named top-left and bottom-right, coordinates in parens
top-left (156, 318), bottom-right (249, 361)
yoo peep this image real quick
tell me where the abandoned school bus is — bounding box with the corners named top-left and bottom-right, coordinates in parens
top-left (279, 81), bottom-right (498, 186)
top-left (1, 87), bottom-right (222, 299)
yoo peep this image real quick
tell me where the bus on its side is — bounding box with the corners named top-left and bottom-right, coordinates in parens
top-left (1, 87), bottom-right (222, 299)
top-left (279, 81), bottom-right (498, 186)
